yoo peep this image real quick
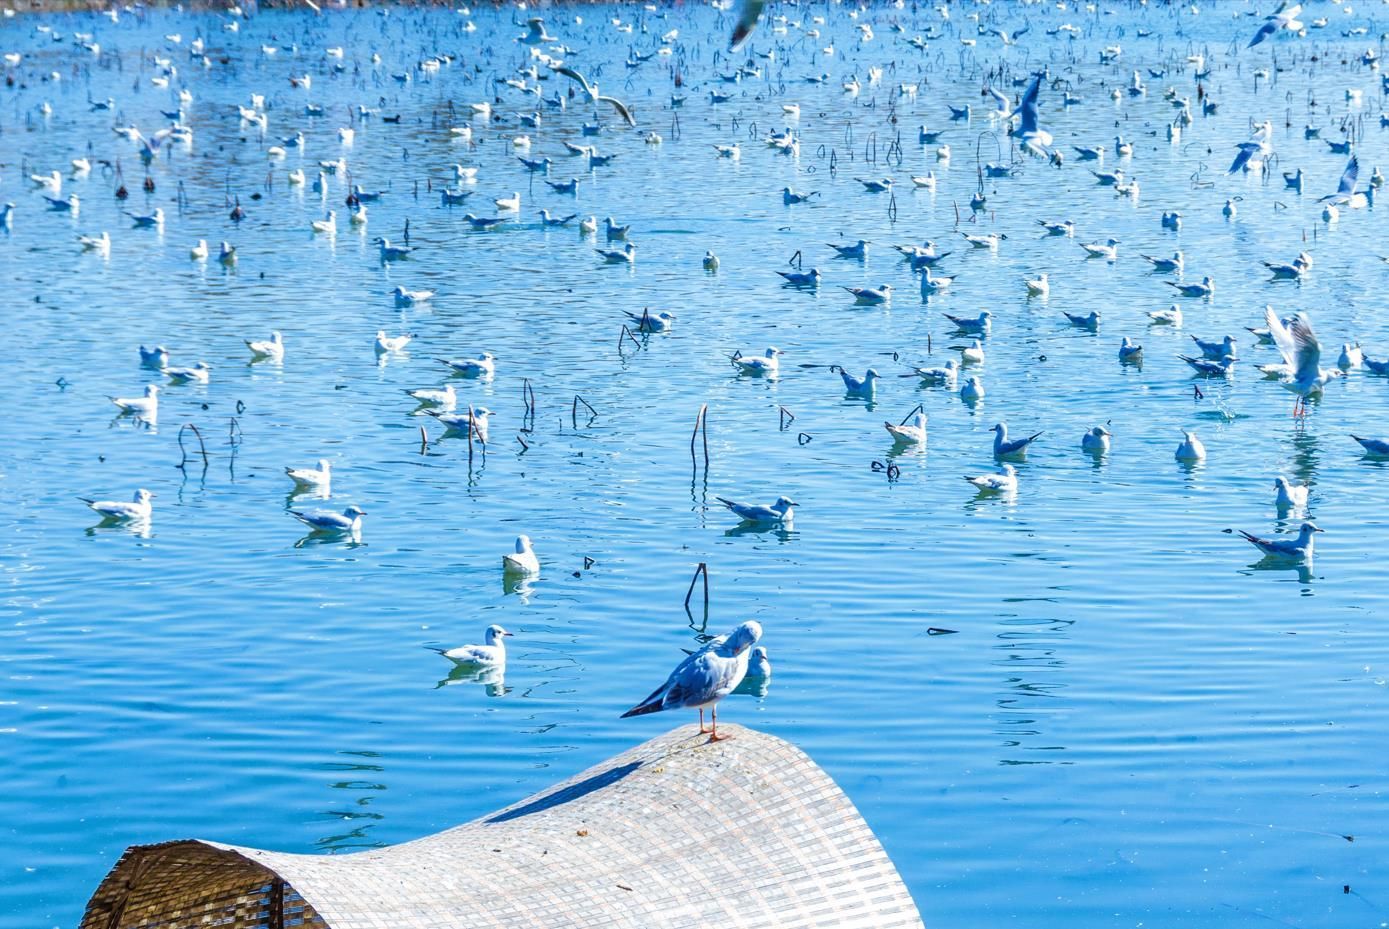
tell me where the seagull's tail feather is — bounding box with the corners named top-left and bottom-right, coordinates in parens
top-left (1027, 431), bottom-right (1044, 443)
top-left (620, 701), bottom-right (664, 719)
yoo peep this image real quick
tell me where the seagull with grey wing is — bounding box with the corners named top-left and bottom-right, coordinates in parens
top-left (716, 495), bottom-right (797, 524)
top-left (1265, 307), bottom-right (1342, 416)
top-left (1320, 155), bottom-right (1363, 208)
top-left (621, 620), bottom-right (763, 741)
top-left (1013, 72), bottom-right (1052, 157)
top-left (1248, 2), bottom-right (1304, 48)
top-left (1240, 522), bottom-right (1322, 561)
top-left (730, 0), bottom-right (765, 51)
top-left (550, 65), bottom-right (636, 126)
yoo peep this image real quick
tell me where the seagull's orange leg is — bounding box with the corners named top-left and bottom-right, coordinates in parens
top-left (707, 706), bottom-right (731, 742)
top-left (698, 708), bottom-right (708, 734)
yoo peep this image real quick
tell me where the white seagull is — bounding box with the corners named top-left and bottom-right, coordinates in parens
top-left (81, 488), bottom-right (154, 521)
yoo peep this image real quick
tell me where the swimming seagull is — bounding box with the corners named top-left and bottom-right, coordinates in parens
top-left (1274, 476), bottom-right (1309, 509)
top-left (1352, 435), bottom-right (1389, 456)
top-left (405, 383), bottom-right (456, 408)
top-left (840, 368), bottom-right (880, 396)
top-left (944, 311), bottom-right (991, 334)
top-left (434, 625), bottom-right (513, 667)
top-left (374, 331), bottom-right (412, 353)
top-left (139, 345), bottom-right (170, 369)
top-left (716, 496), bottom-right (796, 524)
top-left (621, 620), bottom-right (763, 741)
top-left (438, 353), bottom-right (495, 377)
top-left (1119, 337), bottom-right (1143, 362)
top-left (165, 361), bottom-right (210, 384)
top-left (1175, 430), bottom-right (1206, 460)
top-left (286, 459), bottom-right (331, 489)
top-left (732, 347), bottom-right (782, 375)
top-left (81, 488), bottom-right (154, 521)
top-left (993, 423), bottom-right (1042, 457)
top-left (110, 385), bottom-right (159, 418)
top-left (1240, 522), bottom-right (1321, 561)
top-left (246, 331), bottom-right (284, 359)
top-left (777, 268), bottom-right (821, 287)
top-left (844, 284), bottom-right (892, 305)
top-left (502, 535), bottom-right (540, 575)
top-left (1082, 426), bottom-right (1112, 453)
top-left (290, 505), bottom-right (366, 534)
top-left (965, 463), bottom-right (1016, 492)
top-left (550, 65), bottom-right (636, 126)
top-left (885, 411), bottom-right (927, 444)
top-left (393, 286), bottom-right (435, 306)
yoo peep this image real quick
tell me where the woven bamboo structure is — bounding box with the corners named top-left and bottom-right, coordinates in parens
top-left (80, 724), bottom-right (923, 929)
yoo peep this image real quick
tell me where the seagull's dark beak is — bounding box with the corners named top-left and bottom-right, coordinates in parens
top-left (503, 632), bottom-right (515, 637)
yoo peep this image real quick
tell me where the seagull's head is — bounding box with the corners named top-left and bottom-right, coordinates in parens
top-left (772, 496), bottom-right (797, 512)
top-left (992, 423), bottom-right (1006, 434)
top-left (135, 489), bottom-right (154, 503)
top-left (727, 620), bottom-right (763, 656)
top-left (1302, 522), bottom-right (1325, 535)
top-left (864, 368), bottom-right (881, 380)
top-left (473, 407), bottom-right (493, 417)
top-left (765, 347), bottom-right (783, 357)
top-left (318, 459), bottom-right (331, 473)
top-left (145, 385), bottom-right (160, 397)
top-left (1091, 426), bottom-right (1112, 438)
top-left (1001, 464), bottom-right (1017, 476)
top-left (514, 534), bottom-right (533, 553)
top-left (344, 505), bottom-right (367, 517)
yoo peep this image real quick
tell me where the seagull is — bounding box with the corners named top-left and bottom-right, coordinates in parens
top-left (732, 347), bottom-right (782, 375)
top-left (438, 353), bottom-right (495, 377)
top-left (1274, 476), bottom-right (1309, 509)
top-left (375, 331), bottom-right (412, 353)
top-left (1013, 72), bottom-right (1052, 156)
top-left (1119, 337), bottom-right (1143, 362)
top-left (406, 383), bottom-right (455, 408)
top-left (1338, 344), bottom-right (1363, 370)
top-left (376, 238), bottom-right (412, 261)
top-left (840, 368), bottom-right (880, 396)
top-left (844, 284), bottom-right (892, 305)
top-left (703, 251), bottom-right (720, 271)
top-left (1175, 430), bottom-right (1206, 460)
top-left (909, 358), bottom-right (959, 384)
top-left (961, 231), bottom-right (1005, 249)
top-left (1265, 308), bottom-right (1342, 415)
top-left (538, 209), bottom-right (577, 226)
top-left (291, 505), bottom-right (366, 534)
top-left (1248, 2), bottom-right (1304, 47)
top-left (1142, 251), bottom-right (1184, 273)
top-left (286, 459), bottom-right (331, 488)
top-left (502, 535), bottom-right (540, 575)
top-left (828, 239), bottom-right (869, 259)
top-left (392, 286), bottom-right (435, 306)
top-left (1179, 354), bottom-right (1236, 376)
top-left (494, 191), bottom-right (521, 211)
top-left (960, 340), bottom-right (986, 365)
top-left (777, 268), bottom-right (821, 287)
top-left (1192, 334), bottom-right (1238, 359)
top-left (783, 187), bottom-right (818, 204)
top-left (965, 463), bottom-right (1016, 492)
top-left (944, 311), bottom-right (991, 334)
top-left (434, 625), bottom-right (513, 667)
top-left (1320, 155), bottom-right (1362, 207)
top-left (715, 496), bottom-right (797, 523)
top-left (1148, 305), bottom-right (1183, 326)
top-left (78, 231), bottom-right (111, 255)
top-left (1228, 121), bottom-right (1273, 174)
top-left (1264, 254), bottom-right (1311, 279)
top-left (139, 345), bottom-right (170, 369)
top-left (1080, 238), bottom-right (1119, 260)
top-left (81, 488), bottom-right (154, 521)
top-left (426, 407), bottom-right (492, 441)
top-left (1082, 426), bottom-right (1112, 453)
top-left (921, 270), bottom-right (955, 295)
top-left (960, 376), bottom-right (986, 402)
top-left (246, 331), bottom-right (284, 359)
top-left (165, 361), bottom-right (210, 384)
top-left (885, 411), bottom-right (928, 444)
top-left (1240, 522), bottom-right (1321, 561)
top-left (626, 309), bottom-right (677, 332)
top-left (110, 385), bottom-right (159, 417)
top-left (1036, 219), bottom-right (1075, 236)
top-left (1064, 311), bottom-right (1101, 330)
top-left (1024, 273), bottom-right (1049, 296)
top-left (126, 208), bottom-right (164, 228)
top-left (550, 65), bottom-right (636, 126)
top-left (621, 620), bottom-right (763, 741)
top-left (596, 242), bottom-right (637, 264)
top-left (1168, 277), bottom-right (1215, 298)
top-left (993, 423), bottom-right (1042, 457)
top-left (1352, 435), bottom-right (1389, 456)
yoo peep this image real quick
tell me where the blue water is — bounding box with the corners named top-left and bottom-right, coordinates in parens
top-left (4, 2), bottom-right (1389, 927)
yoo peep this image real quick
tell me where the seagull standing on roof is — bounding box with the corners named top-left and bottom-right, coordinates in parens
top-left (621, 620), bottom-right (763, 742)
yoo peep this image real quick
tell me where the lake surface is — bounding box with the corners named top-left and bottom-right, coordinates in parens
top-left (4, 2), bottom-right (1389, 927)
